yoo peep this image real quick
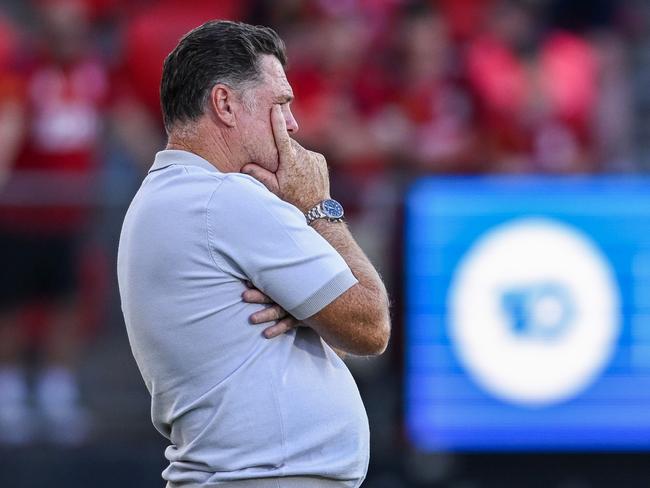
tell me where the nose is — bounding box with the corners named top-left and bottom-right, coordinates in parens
top-left (284, 107), bottom-right (299, 134)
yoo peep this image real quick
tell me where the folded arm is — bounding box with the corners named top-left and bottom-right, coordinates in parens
top-left (303, 219), bottom-right (390, 356)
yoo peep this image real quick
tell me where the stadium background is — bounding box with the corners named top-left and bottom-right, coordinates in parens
top-left (1, 0), bottom-right (649, 486)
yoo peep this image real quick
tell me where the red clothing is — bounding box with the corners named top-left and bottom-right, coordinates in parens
top-left (0, 17), bottom-right (20, 106)
top-left (16, 56), bottom-right (108, 172)
top-left (0, 52), bottom-right (109, 233)
top-left (466, 31), bottom-right (599, 170)
top-left (438, 0), bottom-right (495, 41)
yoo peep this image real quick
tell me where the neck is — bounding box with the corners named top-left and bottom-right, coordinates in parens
top-left (166, 120), bottom-right (243, 173)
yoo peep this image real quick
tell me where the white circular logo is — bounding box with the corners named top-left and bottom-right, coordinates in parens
top-left (448, 218), bottom-right (620, 406)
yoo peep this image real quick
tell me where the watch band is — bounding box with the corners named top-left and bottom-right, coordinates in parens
top-left (305, 205), bottom-right (324, 224)
top-left (305, 200), bottom-right (344, 225)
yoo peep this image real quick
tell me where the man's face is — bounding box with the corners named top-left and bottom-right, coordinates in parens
top-left (236, 55), bottom-right (298, 172)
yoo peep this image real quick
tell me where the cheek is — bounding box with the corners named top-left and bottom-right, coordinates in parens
top-left (257, 119), bottom-right (276, 153)
top-left (243, 118), bottom-right (279, 170)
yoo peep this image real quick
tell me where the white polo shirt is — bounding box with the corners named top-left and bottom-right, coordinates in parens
top-left (117, 150), bottom-right (369, 487)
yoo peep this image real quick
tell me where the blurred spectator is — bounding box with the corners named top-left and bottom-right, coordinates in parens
top-left (391, 6), bottom-right (480, 173)
top-left (466, 0), bottom-right (601, 173)
top-left (0, 12), bottom-right (21, 188)
top-left (0, 0), bottom-right (109, 445)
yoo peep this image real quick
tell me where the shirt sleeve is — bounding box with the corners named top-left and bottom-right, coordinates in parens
top-left (206, 174), bottom-right (358, 320)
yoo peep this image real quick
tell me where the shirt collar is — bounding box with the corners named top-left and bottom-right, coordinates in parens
top-left (149, 150), bottom-right (220, 174)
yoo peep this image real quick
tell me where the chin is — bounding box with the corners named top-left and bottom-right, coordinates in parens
top-left (249, 148), bottom-right (278, 173)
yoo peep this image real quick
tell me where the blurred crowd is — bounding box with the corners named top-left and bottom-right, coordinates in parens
top-left (0, 0), bottom-right (644, 451)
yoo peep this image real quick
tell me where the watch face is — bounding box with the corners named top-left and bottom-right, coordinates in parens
top-left (322, 199), bottom-right (344, 219)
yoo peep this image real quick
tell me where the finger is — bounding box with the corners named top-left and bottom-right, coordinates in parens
top-left (241, 163), bottom-right (280, 195)
top-left (250, 304), bottom-right (287, 324)
top-left (242, 288), bottom-right (273, 304)
top-left (270, 104), bottom-right (292, 162)
top-left (290, 138), bottom-right (305, 152)
top-left (263, 317), bottom-right (299, 339)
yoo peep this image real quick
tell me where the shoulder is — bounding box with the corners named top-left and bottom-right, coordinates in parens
top-left (215, 172), bottom-right (273, 198)
top-left (211, 173), bottom-right (300, 214)
top-left (207, 173), bottom-right (306, 229)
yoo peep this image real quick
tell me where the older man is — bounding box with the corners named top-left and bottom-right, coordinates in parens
top-left (117, 20), bottom-right (390, 488)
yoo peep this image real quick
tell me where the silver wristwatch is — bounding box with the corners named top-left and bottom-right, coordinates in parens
top-left (305, 199), bottom-right (345, 224)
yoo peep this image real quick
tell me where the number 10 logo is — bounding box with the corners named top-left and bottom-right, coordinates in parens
top-left (448, 218), bottom-right (621, 406)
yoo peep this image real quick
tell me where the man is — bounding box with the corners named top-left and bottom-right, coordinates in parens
top-left (117, 20), bottom-right (390, 488)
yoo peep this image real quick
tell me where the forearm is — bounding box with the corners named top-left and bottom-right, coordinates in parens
top-left (311, 220), bottom-right (386, 300)
top-left (308, 219), bottom-right (390, 355)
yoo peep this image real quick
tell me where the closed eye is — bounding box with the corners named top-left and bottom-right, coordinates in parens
top-left (275, 95), bottom-right (294, 105)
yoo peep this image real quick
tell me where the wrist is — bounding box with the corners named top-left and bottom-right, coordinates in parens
top-left (311, 218), bottom-right (346, 231)
top-left (296, 194), bottom-right (331, 213)
top-left (305, 198), bottom-right (344, 225)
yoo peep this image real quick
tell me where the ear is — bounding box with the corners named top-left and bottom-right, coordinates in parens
top-left (209, 84), bottom-right (236, 127)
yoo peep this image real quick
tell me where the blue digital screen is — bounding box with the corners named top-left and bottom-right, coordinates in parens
top-left (405, 177), bottom-right (650, 451)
